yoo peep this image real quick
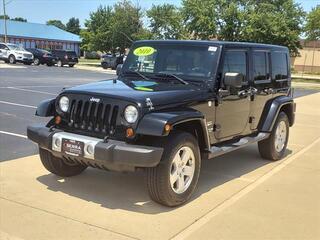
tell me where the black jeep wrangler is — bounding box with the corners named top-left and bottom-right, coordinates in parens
top-left (28, 40), bottom-right (295, 207)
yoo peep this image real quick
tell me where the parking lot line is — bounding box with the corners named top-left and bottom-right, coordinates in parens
top-left (171, 136), bottom-right (320, 240)
top-left (7, 87), bottom-right (56, 96)
top-left (0, 130), bottom-right (27, 139)
top-left (0, 100), bottom-right (37, 109)
top-left (0, 85), bottom-right (68, 88)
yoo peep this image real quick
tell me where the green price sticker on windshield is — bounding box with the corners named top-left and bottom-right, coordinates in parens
top-left (133, 46), bottom-right (155, 56)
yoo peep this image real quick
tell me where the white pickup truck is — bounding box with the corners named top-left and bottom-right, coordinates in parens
top-left (0, 42), bottom-right (33, 64)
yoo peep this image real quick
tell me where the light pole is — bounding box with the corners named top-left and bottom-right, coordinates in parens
top-left (2, 0), bottom-right (13, 43)
top-left (2, 0), bottom-right (8, 43)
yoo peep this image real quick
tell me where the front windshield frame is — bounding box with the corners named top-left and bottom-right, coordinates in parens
top-left (122, 42), bottom-right (221, 82)
top-left (7, 44), bottom-right (25, 51)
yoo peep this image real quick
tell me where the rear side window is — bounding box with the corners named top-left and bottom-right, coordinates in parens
top-left (253, 51), bottom-right (270, 81)
top-left (67, 51), bottom-right (77, 57)
top-left (271, 52), bottom-right (288, 80)
top-left (222, 50), bottom-right (247, 82)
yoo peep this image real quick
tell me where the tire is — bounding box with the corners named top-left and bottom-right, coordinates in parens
top-left (9, 55), bottom-right (16, 64)
top-left (39, 148), bottom-right (87, 177)
top-left (258, 111), bottom-right (289, 161)
top-left (101, 63), bottom-right (108, 69)
top-left (69, 64), bottom-right (74, 67)
top-left (57, 60), bottom-right (63, 67)
top-left (146, 131), bottom-right (201, 207)
top-left (34, 58), bottom-right (40, 65)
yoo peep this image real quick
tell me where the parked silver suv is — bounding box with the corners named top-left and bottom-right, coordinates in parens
top-left (0, 43), bottom-right (33, 64)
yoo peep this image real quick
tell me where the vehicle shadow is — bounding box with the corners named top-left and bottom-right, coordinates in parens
top-left (37, 144), bottom-right (292, 214)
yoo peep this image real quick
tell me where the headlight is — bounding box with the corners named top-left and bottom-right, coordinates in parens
top-left (59, 96), bottom-right (69, 112)
top-left (124, 105), bottom-right (138, 123)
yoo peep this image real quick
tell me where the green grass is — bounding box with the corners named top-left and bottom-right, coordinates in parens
top-left (292, 78), bottom-right (320, 84)
top-left (78, 58), bottom-right (101, 65)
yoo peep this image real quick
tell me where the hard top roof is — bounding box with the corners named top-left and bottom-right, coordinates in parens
top-left (134, 40), bottom-right (288, 51)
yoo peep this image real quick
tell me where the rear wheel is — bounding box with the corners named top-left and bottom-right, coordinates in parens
top-left (258, 111), bottom-right (289, 161)
top-left (146, 132), bottom-right (201, 207)
top-left (69, 64), bottom-right (74, 67)
top-left (9, 55), bottom-right (16, 64)
top-left (39, 148), bottom-right (87, 177)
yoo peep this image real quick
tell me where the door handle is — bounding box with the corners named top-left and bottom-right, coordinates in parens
top-left (263, 88), bottom-right (274, 95)
top-left (250, 87), bottom-right (258, 95)
top-left (238, 89), bottom-right (249, 97)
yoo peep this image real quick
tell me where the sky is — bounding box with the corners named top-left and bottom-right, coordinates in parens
top-left (1, 0), bottom-right (320, 27)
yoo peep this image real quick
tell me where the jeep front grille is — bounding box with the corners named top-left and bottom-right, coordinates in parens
top-left (67, 99), bottom-right (119, 134)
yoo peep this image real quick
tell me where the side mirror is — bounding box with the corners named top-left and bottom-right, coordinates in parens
top-left (116, 64), bottom-right (123, 76)
top-left (224, 72), bottom-right (243, 88)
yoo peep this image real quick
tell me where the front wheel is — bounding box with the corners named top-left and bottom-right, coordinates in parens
top-left (9, 55), bottom-right (16, 64)
top-left (258, 111), bottom-right (289, 161)
top-left (146, 132), bottom-right (201, 207)
top-left (57, 60), bottom-right (63, 67)
top-left (39, 148), bottom-right (87, 177)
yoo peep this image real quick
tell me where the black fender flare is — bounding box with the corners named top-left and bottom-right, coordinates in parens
top-left (136, 111), bottom-right (210, 149)
top-left (35, 98), bottom-right (55, 117)
top-left (258, 96), bottom-right (295, 132)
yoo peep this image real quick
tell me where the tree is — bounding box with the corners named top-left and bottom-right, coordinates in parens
top-left (242, 0), bottom-right (305, 56)
top-left (305, 6), bottom-right (320, 40)
top-left (0, 15), bottom-right (10, 20)
top-left (81, 5), bottom-right (114, 52)
top-left (12, 17), bottom-right (27, 22)
top-left (111, 0), bottom-right (145, 51)
top-left (46, 20), bottom-right (66, 30)
top-left (81, 1), bottom-right (147, 53)
top-left (66, 17), bottom-right (81, 35)
top-left (181, 0), bottom-right (305, 55)
top-left (182, 0), bottom-right (217, 39)
top-left (147, 4), bottom-right (187, 39)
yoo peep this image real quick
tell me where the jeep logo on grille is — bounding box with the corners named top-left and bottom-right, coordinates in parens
top-left (90, 97), bottom-right (100, 103)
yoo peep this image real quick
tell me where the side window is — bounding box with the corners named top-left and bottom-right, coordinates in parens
top-left (253, 51), bottom-right (270, 81)
top-left (222, 50), bottom-right (247, 82)
top-left (0, 44), bottom-right (5, 49)
top-left (271, 52), bottom-right (288, 80)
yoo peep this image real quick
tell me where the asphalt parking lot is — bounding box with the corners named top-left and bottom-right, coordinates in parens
top-left (0, 63), bottom-right (320, 240)
top-left (0, 63), bottom-right (115, 161)
top-left (0, 63), bottom-right (319, 162)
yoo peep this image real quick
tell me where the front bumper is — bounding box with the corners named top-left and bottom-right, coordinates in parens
top-left (27, 125), bottom-right (163, 172)
top-left (17, 57), bottom-right (33, 63)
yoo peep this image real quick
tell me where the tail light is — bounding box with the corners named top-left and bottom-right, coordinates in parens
top-left (64, 55), bottom-right (68, 60)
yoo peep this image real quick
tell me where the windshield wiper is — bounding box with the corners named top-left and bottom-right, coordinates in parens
top-left (155, 73), bottom-right (189, 85)
top-left (122, 70), bottom-right (151, 81)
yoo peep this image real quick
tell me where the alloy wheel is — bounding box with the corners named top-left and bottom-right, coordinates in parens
top-left (170, 146), bottom-right (195, 194)
top-left (274, 120), bottom-right (287, 152)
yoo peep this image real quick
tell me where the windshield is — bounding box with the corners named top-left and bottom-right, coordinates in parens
top-left (122, 43), bottom-right (219, 81)
top-left (7, 44), bottom-right (25, 51)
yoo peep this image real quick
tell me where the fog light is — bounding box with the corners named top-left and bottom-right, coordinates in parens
top-left (86, 144), bottom-right (94, 155)
top-left (126, 128), bottom-right (134, 138)
top-left (55, 116), bottom-right (61, 124)
top-left (164, 124), bottom-right (171, 134)
top-left (54, 138), bottom-right (61, 148)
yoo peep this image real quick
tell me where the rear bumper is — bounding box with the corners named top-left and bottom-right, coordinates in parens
top-left (27, 125), bottom-right (163, 171)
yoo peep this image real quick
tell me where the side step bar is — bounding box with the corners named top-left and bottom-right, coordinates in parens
top-left (208, 133), bottom-right (270, 159)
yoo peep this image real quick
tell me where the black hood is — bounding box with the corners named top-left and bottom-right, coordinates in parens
top-left (62, 78), bottom-right (209, 108)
